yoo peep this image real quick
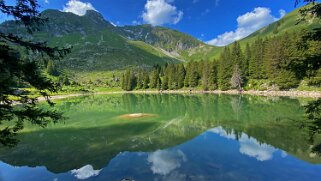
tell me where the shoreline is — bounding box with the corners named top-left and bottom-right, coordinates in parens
top-left (39, 90), bottom-right (321, 102)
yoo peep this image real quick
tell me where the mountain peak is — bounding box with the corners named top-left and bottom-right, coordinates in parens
top-left (84, 10), bottom-right (103, 18)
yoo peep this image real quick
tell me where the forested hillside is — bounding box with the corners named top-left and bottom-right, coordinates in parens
top-left (122, 30), bottom-right (321, 91)
top-left (1, 4), bottom-right (320, 91)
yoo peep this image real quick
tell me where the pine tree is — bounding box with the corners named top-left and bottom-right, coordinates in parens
top-left (122, 69), bottom-right (136, 91)
top-left (46, 60), bottom-right (59, 76)
top-left (249, 38), bottom-right (266, 79)
top-left (189, 61), bottom-right (199, 87)
top-left (150, 70), bottom-right (161, 89)
top-left (184, 62), bottom-right (192, 87)
top-left (243, 43), bottom-right (251, 78)
top-left (136, 72), bottom-right (143, 89)
top-left (218, 47), bottom-right (232, 90)
top-left (162, 75), bottom-right (169, 90)
top-left (142, 72), bottom-right (150, 89)
top-left (202, 60), bottom-right (210, 90)
top-left (208, 61), bottom-right (218, 90)
top-left (167, 64), bottom-right (177, 90)
top-left (177, 64), bottom-right (186, 89)
top-left (128, 71), bottom-right (137, 91)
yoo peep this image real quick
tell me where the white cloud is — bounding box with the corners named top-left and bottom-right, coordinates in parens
top-left (207, 7), bottom-right (286, 46)
top-left (279, 9), bottom-right (286, 18)
top-left (44, 0), bottom-right (49, 4)
top-left (62, 0), bottom-right (97, 16)
top-left (71, 165), bottom-right (101, 180)
top-left (142, 0), bottom-right (183, 26)
top-left (148, 149), bottom-right (187, 175)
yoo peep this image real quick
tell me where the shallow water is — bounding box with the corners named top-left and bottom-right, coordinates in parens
top-left (0, 94), bottom-right (321, 181)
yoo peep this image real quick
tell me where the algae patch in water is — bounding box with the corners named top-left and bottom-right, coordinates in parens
top-left (118, 113), bottom-right (158, 119)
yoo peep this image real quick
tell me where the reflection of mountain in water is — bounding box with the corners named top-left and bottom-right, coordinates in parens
top-left (0, 94), bottom-right (320, 174)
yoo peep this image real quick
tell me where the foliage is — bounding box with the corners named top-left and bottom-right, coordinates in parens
top-left (46, 60), bottom-right (59, 76)
top-left (120, 29), bottom-right (321, 92)
top-left (0, 0), bottom-right (70, 147)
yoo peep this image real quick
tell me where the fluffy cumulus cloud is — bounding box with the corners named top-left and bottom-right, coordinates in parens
top-left (142, 0), bottom-right (183, 26)
top-left (207, 7), bottom-right (286, 46)
top-left (71, 165), bottom-right (101, 180)
top-left (148, 149), bottom-right (187, 175)
top-left (62, 0), bottom-right (97, 16)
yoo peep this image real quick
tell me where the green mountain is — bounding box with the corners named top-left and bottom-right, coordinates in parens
top-left (0, 9), bottom-right (183, 72)
top-left (1, 6), bottom-right (320, 75)
top-left (202, 5), bottom-right (321, 59)
top-left (115, 24), bottom-right (215, 60)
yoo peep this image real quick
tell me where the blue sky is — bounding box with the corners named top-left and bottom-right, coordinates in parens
top-left (2, 0), bottom-right (308, 46)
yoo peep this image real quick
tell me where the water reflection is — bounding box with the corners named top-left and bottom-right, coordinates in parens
top-left (211, 127), bottom-right (277, 161)
top-left (148, 149), bottom-right (187, 175)
top-left (71, 165), bottom-right (101, 180)
top-left (1, 126), bottom-right (321, 181)
top-left (0, 94), bottom-right (321, 180)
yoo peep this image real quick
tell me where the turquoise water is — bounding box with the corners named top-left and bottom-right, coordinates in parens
top-left (0, 94), bottom-right (321, 181)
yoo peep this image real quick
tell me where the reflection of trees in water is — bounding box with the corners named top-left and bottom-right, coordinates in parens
top-left (230, 96), bottom-right (242, 121)
top-left (304, 98), bottom-right (321, 155)
top-left (1, 94), bottom-right (321, 172)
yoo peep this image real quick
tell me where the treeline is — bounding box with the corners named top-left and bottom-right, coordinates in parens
top-left (122, 30), bottom-right (321, 91)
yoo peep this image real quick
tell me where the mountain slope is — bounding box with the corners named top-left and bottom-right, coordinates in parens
top-left (241, 6), bottom-right (321, 44)
top-left (0, 9), bottom-right (180, 71)
top-left (196, 5), bottom-right (321, 60)
top-left (115, 24), bottom-right (217, 61)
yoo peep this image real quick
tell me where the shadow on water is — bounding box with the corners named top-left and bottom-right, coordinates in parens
top-left (0, 94), bottom-right (321, 176)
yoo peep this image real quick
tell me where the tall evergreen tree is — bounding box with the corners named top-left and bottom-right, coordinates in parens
top-left (243, 43), bottom-right (251, 78)
top-left (208, 61), bottom-right (218, 90)
top-left (150, 70), bottom-right (161, 89)
top-left (167, 64), bottom-right (177, 90)
top-left (136, 71), bottom-right (144, 89)
top-left (218, 47), bottom-right (232, 90)
top-left (184, 61), bottom-right (192, 87)
top-left (46, 60), bottom-right (59, 76)
top-left (249, 38), bottom-right (266, 79)
top-left (177, 64), bottom-right (186, 89)
top-left (202, 61), bottom-right (210, 90)
top-left (142, 72), bottom-right (150, 89)
top-left (189, 61), bottom-right (199, 87)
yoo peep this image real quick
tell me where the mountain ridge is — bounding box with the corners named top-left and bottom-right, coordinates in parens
top-left (1, 6), bottom-right (320, 71)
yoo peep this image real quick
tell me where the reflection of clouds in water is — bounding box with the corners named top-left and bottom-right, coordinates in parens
top-left (239, 134), bottom-right (276, 161)
top-left (210, 127), bottom-right (276, 161)
top-left (148, 149), bottom-right (187, 175)
top-left (210, 126), bottom-right (237, 140)
top-left (281, 150), bottom-right (288, 158)
top-left (71, 165), bottom-right (101, 180)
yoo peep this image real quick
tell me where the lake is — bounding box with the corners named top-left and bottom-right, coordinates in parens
top-left (1, 93), bottom-right (321, 181)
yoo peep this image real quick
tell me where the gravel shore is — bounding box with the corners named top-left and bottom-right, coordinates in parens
top-left (38, 90), bottom-right (321, 102)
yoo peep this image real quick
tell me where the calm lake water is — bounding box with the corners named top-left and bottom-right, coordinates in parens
top-left (1, 94), bottom-right (321, 181)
